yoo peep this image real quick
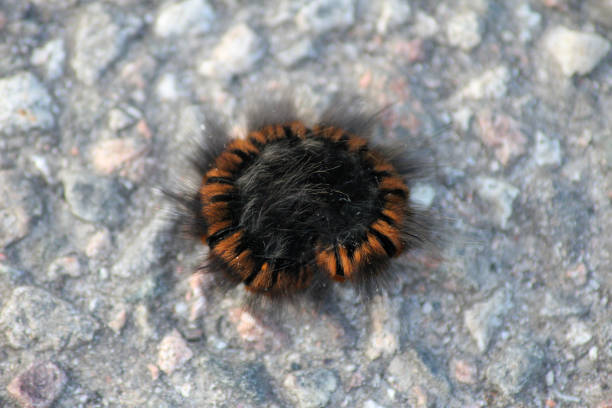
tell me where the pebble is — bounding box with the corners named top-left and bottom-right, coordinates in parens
top-left (584, 0), bottom-right (612, 29)
top-left (0, 71), bottom-right (56, 135)
top-left (412, 11), bottom-right (439, 38)
top-left (295, 0), bottom-right (355, 34)
top-left (156, 73), bottom-right (182, 101)
top-left (450, 358), bottom-right (478, 384)
top-left (387, 349), bottom-right (450, 406)
top-left (0, 286), bottom-right (99, 350)
top-left (464, 289), bottom-right (511, 352)
top-left (365, 294), bottom-right (400, 360)
top-left (566, 319), bottom-right (593, 347)
top-left (71, 3), bottom-right (142, 85)
top-left (372, 0), bottom-right (411, 34)
top-left (107, 306), bottom-right (128, 334)
top-left (538, 291), bottom-right (587, 317)
top-left (61, 171), bottom-right (130, 228)
top-left (446, 11), bottom-right (482, 51)
top-left (107, 107), bottom-right (139, 132)
top-left (477, 110), bottom-right (527, 166)
top-left (514, 2), bottom-right (541, 43)
top-left (363, 400), bottom-right (387, 408)
top-left (90, 137), bottom-right (146, 175)
top-left (157, 329), bottom-right (193, 375)
top-left (111, 215), bottom-right (170, 278)
top-left (543, 26), bottom-right (611, 77)
top-left (283, 368), bottom-right (338, 408)
top-left (229, 308), bottom-right (281, 351)
top-left (565, 263), bottom-right (588, 286)
top-left (154, 0), bottom-right (215, 37)
top-left (198, 24), bottom-right (264, 80)
top-left (534, 131), bottom-right (562, 167)
top-left (85, 229), bottom-right (112, 258)
top-left (0, 170), bottom-right (43, 248)
top-left (46, 255), bottom-right (82, 281)
top-left (475, 177), bottom-right (519, 230)
top-left (30, 38), bottom-right (66, 80)
top-left (457, 66), bottom-right (510, 100)
top-left (7, 361), bottom-right (67, 408)
top-left (275, 38), bottom-right (315, 68)
top-left (486, 341), bottom-right (544, 396)
top-left (411, 183), bottom-right (436, 208)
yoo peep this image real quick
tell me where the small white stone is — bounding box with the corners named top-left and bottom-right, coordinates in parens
top-left (476, 177), bottom-right (519, 230)
top-left (31, 38), bottom-right (66, 80)
top-left (156, 73), bottom-right (182, 101)
top-left (198, 24), bottom-right (264, 79)
top-left (446, 11), bottom-right (482, 51)
top-left (411, 183), bottom-right (436, 208)
top-left (543, 26), bottom-right (611, 77)
top-left (534, 131), bottom-right (562, 167)
top-left (374, 0), bottom-right (411, 34)
top-left (457, 66), bottom-right (510, 100)
top-left (154, 0), bottom-right (215, 37)
top-left (514, 2), bottom-right (541, 43)
top-left (566, 320), bottom-right (592, 347)
top-left (412, 11), bottom-right (439, 38)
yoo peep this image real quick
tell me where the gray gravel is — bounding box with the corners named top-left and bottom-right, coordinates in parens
top-left (1, 0), bottom-right (611, 407)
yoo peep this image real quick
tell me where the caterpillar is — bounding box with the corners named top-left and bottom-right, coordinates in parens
top-left (167, 95), bottom-right (438, 303)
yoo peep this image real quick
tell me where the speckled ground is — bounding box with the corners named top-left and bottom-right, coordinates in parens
top-left (0, 0), bottom-right (611, 407)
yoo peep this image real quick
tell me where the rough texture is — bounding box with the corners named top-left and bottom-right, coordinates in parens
top-left (0, 0), bottom-right (610, 407)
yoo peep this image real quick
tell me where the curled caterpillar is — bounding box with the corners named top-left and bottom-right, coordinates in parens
top-left (168, 95), bottom-right (438, 301)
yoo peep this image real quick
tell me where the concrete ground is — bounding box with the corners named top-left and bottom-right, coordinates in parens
top-left (0, 0), bottom-right (610, 407)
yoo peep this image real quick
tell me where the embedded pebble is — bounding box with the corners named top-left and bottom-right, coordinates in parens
top-left (534, 131), bottom-right (562, 167)
top-left (107, 107), bottom-right (139, 132)
top-left (275, 38), bottom-right (315, 67)
top-left (387, 349), bottom-right (450, 406)
top-left (283, 368), bottom-right (338, 408)
top-left (107, 306), bottom-right (128, 334)
top-left (411, 183), bottom-right (436, 208)
top-left (229, 308), bottom-right (281, 350)
top-left (412, 11), bottom-right (439, 38)
top-left (464, 289), bottom-right (511, 352)
top-left (457, 66), bottom-right (510, 100)
top-left (31, 38), bottom-right (66, 80)
top-left (7, 361), bottom-right (67, 408)
top-left (111, 215), bottom-right (170, 278)
top-left (154, 0), bottom-right (215, 37)
top-left (85, 229), bottom-right (112, 258)
top-left (486, 341), bottom-right (544, 396)
top-left (90, 137), bottom-right (146, 174)
top-left (0, 72), bottom-right (56, 135)
top-left (62, 171), bottom-right (130, 228)
top-left (565, 263), bottom-right (588, 286)
top-left (156, 73), bottom-right (182, 101)
top-left (514, 2), bottom-right (541, 42)
top-left (538, 291), bottom-right (587, 317)
top-left (450, 358), bottom-right (478, 384)
top-left (198, 24), bottom-right (264, 79)
top-left (157, 329), bottom-right (193, 375)
top-left (0, 286), bottom-right (99, 350)
top-left (295, 0), bottom-right (355, 34)
top-left (365, 294), bottom-right (400, 360)
top-left (0, 170), bottom-right (43, 248)
top-left (363, 400), bottom-right (387, 408)
top-left (446, 11), bottom-right (482, 51)
top-left (71, 3), bottom-right (142, 85)
top-left (566, 319), bottom-right (593, 347)
top-left (475, 177), bottom-right (519, 230)
top-left (46, 255), bottom-right (82, 281)
top-left (372, 0), bottom-right (411, 34)
top-left (477, 110), bottom-right (527, 166)
top-left (543, 26), bottom-right (611, 77)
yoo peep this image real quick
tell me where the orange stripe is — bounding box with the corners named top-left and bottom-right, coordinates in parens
top-left (290, 121), bottom-right (307, 139)
top-left (382, 202), bottom-right (404, 224)
top-left (337, 245), bottom-right (352, 279)
top-left (365, 232), bottom-right (387, 258)
top-left (249, 262), bottom-right (272, 291)
top-left (205, 168), bottom-right (233, 179)
top-left (229, 249), bottom-right (254, 279)
top-left (346, 136), bottom-right (368, 152)
top-left (200, 183), bottom-right (234, 201)
top-left (202, 201), bottom-right (229, 222)
top-left (379, 176), bottom-right (408, 192)
top-left (227, 139), bottom-right (260, 155)
top-left (373, 162), bottom-right (395, 173)
top-left (371, 219), bottom-right (403, 252)
top-left (207, 220), bottom-right (232, 237)
top-left (215, 151), bottom-right (243, 172)
top-left (316, 249), bottom-right (339, 280)
top-left (248, 130), bottom-right (267, 145)
top-left (214, 230), bottom-right (242, 263)
top-left (261, 125), bottom-right (277, 141)
top-left (329, 127), bottom-right (345, 142)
